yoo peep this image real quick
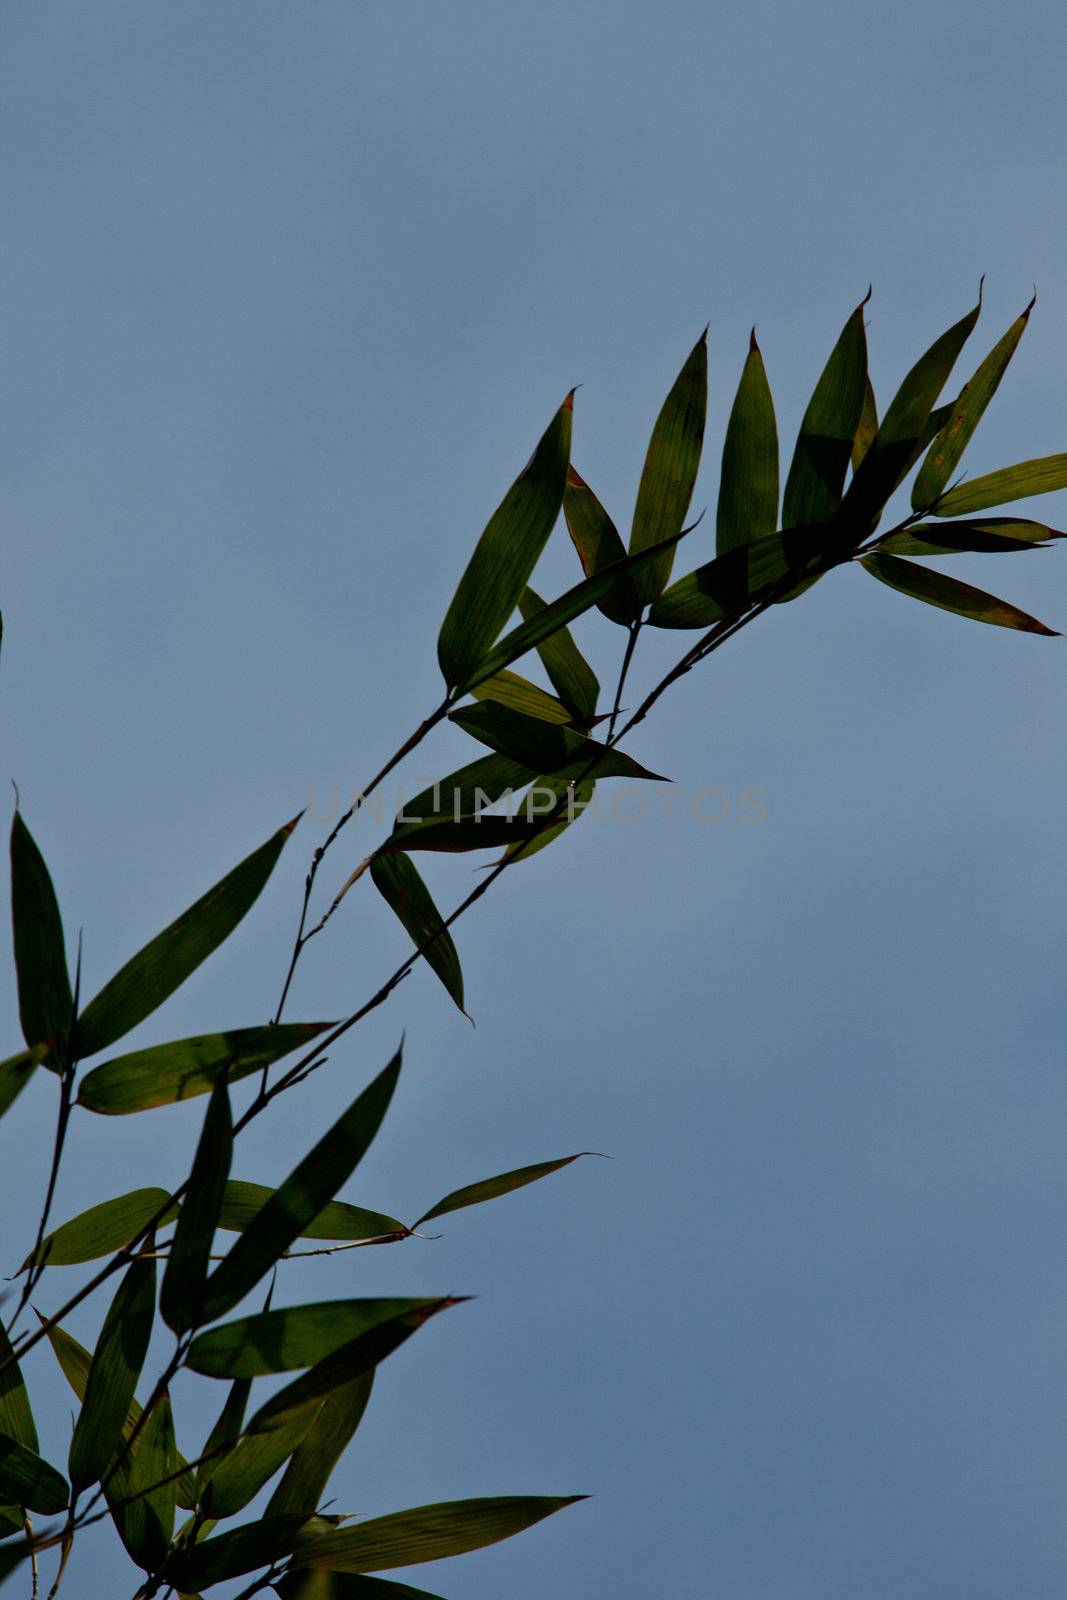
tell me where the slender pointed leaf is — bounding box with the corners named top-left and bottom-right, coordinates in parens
top-left (932, 453), bottom-right (1067, 518)
top-left (438, 396), bottom-right (573, 690)
top-left (218, 1182), bottom-right (403, 1242)
top-left (562, 466), bottom-right (639, 625)
top-left (518, 585), bottom-right (599, 723)
top-left (21, 1188), bottom-right (175, 1270)
top-left (450, 701), bottom-right (666, 781)
top-left (416, 1153), bottom-right (594, 1226)
top-left (470, 671), bottom-right (572, 724)
top-left (67, 1253), bottom-right (156, 1492)
top-left (0, 1321), bottom-right (37, 1452)
top-left (0, 1045), bottom-right (47, 1119)
top-left (77, 815), bottom-right (301, 1057)
top-left (784, 298), bottom-right (869, 528)
top-left (201, 1415), bottom-right (317, 1520)
top-left (0, 1436), bottom-right (68, 1515)
top-left (201, 1050), bottom-right (402, 1322)
top-left (369, 854), bottom-right (465, 1013)
top-left (164, 1514), bottom-right (312, 1591)
top-left (10, 813), bottom-right (72, 1057)
top-left (878, 518), bottom-right (1062, 557)
top-left (397, 754), bottom-right (535, 828)
top-left (500, 774), bottom-right (595, 863)
top-left (913, 296), bottom-right (1035, 509)
top-left (385, 815), bottom-right (543, 855)
top-left (860, 552), bottom-right (1058, 634)
top-left (267, 1373), bottom-right (373, 1519)
top-left (276, 1577), bottom-right (448, 1600)
top-left (291, 1496), bottom-right (586, 1574)
top-left (649, 524), bottom-right (838, 629)
top-left (188, 1300), bottom-right (443, 1380)
top-left (161, 1080), bottom-right (233, 1334)
top-left (717, 330), bottom-right (779, 554)
top-left (121, 1390), bottom-right (176, 1570)
top-left (630, 331), bottom-right (707, 602)
top-left (196, 1376), bottom-right (251, 1500)
top-left (851, 376), bottom-right (878, 472)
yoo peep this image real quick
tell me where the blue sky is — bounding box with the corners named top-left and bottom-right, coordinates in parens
top-left (3, 2), bottom-right (1066, 1595)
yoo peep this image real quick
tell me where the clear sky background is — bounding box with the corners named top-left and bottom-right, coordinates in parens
top-left (3, 3), bottom-right (1066, 1596)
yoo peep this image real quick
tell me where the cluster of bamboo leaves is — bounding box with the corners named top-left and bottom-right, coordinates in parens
top-left (1, 286), bottom-right (1063, 1598)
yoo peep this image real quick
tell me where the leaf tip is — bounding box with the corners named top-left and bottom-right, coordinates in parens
top-left (748, 325), bottom-right (759, 353)
top-left (562, 388), bottom-right (577, 412)
top-left (1023, 285), bottom-right (1038, 320)
top-left (283, 811), bottom-right (305, 837)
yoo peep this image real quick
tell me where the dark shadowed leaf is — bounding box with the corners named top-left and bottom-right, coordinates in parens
top-left (164, 1514), bottom-right (311, 1591)
top-left (384, 815), bottom-right (543, 856)
top-left (21, 1188), bottom-right (175, 1270)
top-left (438, 396), bottom-right (573, 690)
top-left (562, 466), bottom-right (639, 625)
top-left (201, 1413), bottom-right (316, 1521)
top-left (717, 330), bottom-right (779, 554)
top-left (0, 1319), bottom-right (37, 1451)
top-left (201, 1050), bottom-right (402, 1322)
top-left (518, 585), bottom-right (600, 723)
top-left (878, 518), bottom-right (1062, 557)
top-left (630, 331), bottom-right (708, 602)
top-left (0, 1045), bottom-right (47, 1119)
top-left (120, 1390), bottom-right (176, 1570)
top-left (291, 1496), bottom-right (585, 1574)
top-left (77, 1022), bottom-right (331, 1115)
top-left (932, 453), bottom-right (1067, 518)
top-left (187, 1300), bottom-right (442, 1380)
top-left (913, 295), bottom-right (1035, 509)
top-left (68, 1253), bottom-right (156, 1492)
top-left (161, 1080), bottom-right (233, 1334)
top-left (77, 815), bottom-right (301, 1057)
top-left (783, 297), bottom-right (869, 528)
top-left (10, 813), bottom-right (72, 1058)
top-left (451, 701), bottom-right (666, 781)
top-left (267, 1372), bottom-right (373, 1518)
top-left (851, 376), bottom-right (878, 472)
top-left (860, 552), bottom-right (1058, 634)
top-left (470, 670), bottom-right (572, 724)
top-left (649, 524), bottom-right (838, 629)
top-left (196, 1376), bottom-right (251, 1502)
top-left (0, 1436), bottom-right (68, 1515)
top-left (369, 854), bottom-right (465, 1014)
top-left (500, 774), bottom-right (596, 863)
top-left (397, 754), bottom-right (535, 826)
top-left (218, 1182), bottom-right (403, 1242)
top-left (416, 1153), bottom-right (595, 1226)
top-left (276, 1576), bottom-right (449, 1600)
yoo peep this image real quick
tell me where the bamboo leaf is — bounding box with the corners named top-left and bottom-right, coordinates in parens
top-left (384, 815), bottom-right (543, 855)
top-left (0, 1045), bottom-right (47, 1120)
top-left (276, 1577), bottom-right (448, 1600)
top-left (878, 518), bottom-right (1062, 557)
top-left (201, 1415), bottom-right (317, 1520)
top-left (0, 1320), bottom-right (37, 1452)
top-left (649, 524), bottom-right (837, 629)
top-left (245, 1302), bottom-right (462, 1436)
top-left (201, 1050), bottom-right (402, 1322)
top-left (470, 670), bottom-right (572, 724)
top-left (0, 1436), bottom-right (68, 1515)
top-left (450, 701), bottom-right (666, 782)
top-left (163, 1514), bottom-right (312, 1591)
top-left (416, 1153), bottom-right (594, 1226)
top-left (77, 815), bottom-right (301, 1057)
top-left (518, 585), bottom-right (600, 723)
top-left (218, 1182), bottom-right (403, 1242)
top-left (266, 1373), bottom-right (373, 1519)
top-left (783, 297), bottom-right (869, 528)
top-left (369, 854), bottom-right (465, 1014)
top-left (290, 1495), bottom-right (586, 1574)
top-left (860, 552), bottom-right (1058, 634)
top-left (717, 330), bottom-right (779, 554)
top-left (562, 466), bottom-right (640, 625)
top-left (913, 295), bottom-right (1036, 509)
top-left (196, 1376), bottom-right (251, 1502)
top-left (500, 774), bottom-right (596, 863)
top-left (187, 1300), bottom-right (443, 1380)
top-left (932, 453), bottom-right (1067, 518)
top-left (851, 376), bottom-right (878, 472)
top-left (161, 1080), bottom-right (233, 1334)
top-left (10, 813), bottom-right (72, 1058)
top-left (68, 1253), bottom-right (156, 1492)
top-left (438, 395), bottom-right (573, 690)
top-left (121, 1390), bottom-right (177, 1571)
top-left (397, 755), bottom-right (536, 829)
top-left (630, 330), bottom-right (708, 602)
top-left (20, 1188), bottom-right (175, 1270)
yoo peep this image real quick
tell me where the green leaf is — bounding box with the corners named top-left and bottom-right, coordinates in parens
top-left (783, 297), bottom-right (869, 528)
top-left (450, 701), bottom-right (666, 782)
top-left (196, 1376), bottom-right (251, 1502)
top-left (369, 854), bottom-right (465, 1014)
top-left (201, 1415), bottom-right (316, 1521)
top-left (67, 1253), bottom-right (156, 1492)
top-left (201, 1050), bottom-right (402, 1322)
top-left (470, 670), bottom-right (572, 724)
top-left (851, 376), bottom-right (878, 472)
top-left (384, 815), bottom-right (543, 856)
top-left (120, 1390), bottom-right (177, 1570)
top-left (913, 295), bottom-right (1035, 510)
top-left (563, 466), bottom-right (640, 625)
top-left (0, 1320), bottom-right (37, 1452)
top-left (218, 1182), bottom-right (403, 1242)
top-left (877, 518), bottom-right (1062, 557)
top-left (245, 1302), bottom-right (461, 1436)
top-left (397, 754), bottom-right (536, 827)
top-left (859, 552), bottom-right (1058, 634)
top-left (500, 774), bottom-right (596, 863)
top-left (438, 395), bottom-right (573, 690)
top-left (291, 1496), bottom-right (586, 1574)
top-left (10, 813), bottom-right (72, 1057)
top-left (717, 330), bottom-right (779, 555)
top-left (630, 330), bottom-right (708, 602)
top-left (161, 1079), bottom-right (233, 1334)
top-left (416, 1153), bottom-right (594, 1226)
top-left (164, 1514), bottom-right (312, 1591)
top-left (267, 1374), bottom-right (373, 1519)
top-left (0, 1045), bottom-right (47, 1120)
top-left (187, 1300), bottom-right (443, 1380)
top-left (77, 816), bottom-right (300, 1057)
top-left (649, 524), bottom-right (837, 629)
top-left (518, 585), bottom-right (600, 723)
top-left (0, 1506), bottom-right (23, 1539)
top-left (844, 292), bottom-right (982, 531)
top-left (276, 1576), bottom-right (449, 1600)
top-left (0, 1436), bottom-right (68, 1516)
top-left (21, 1187), bottom-right (175, 1270)
top-left (932, 452), bottom-right (1067, 518)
